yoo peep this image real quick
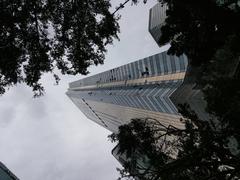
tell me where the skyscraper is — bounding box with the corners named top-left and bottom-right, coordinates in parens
top-left (149, 3), bottom-right (167, 46)
top-left (66, 51), bottom-right (188, 133)
top-left (66, 2), bottom-right (189, 175)
top-left (0, 162), bottom-right (19, 180)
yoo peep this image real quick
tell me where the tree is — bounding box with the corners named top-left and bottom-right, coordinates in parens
top-left (109, 107), bottom-right (240, 180)
top-left (0, 0), bottom-right (152, 97)
top-left (158, 0), bottom-right (240, 66)
top-left (197, 33), bottom-right (240, 136)
top-left (0, 0), bottom-right (119, 96)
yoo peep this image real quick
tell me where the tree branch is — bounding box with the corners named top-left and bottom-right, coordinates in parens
top-left (112, 0), bottom-right (131, 15)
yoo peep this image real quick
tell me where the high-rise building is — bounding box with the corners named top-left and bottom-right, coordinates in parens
top-left (149, 3), bottom-right (167, 46)
top-left (66, 51), bottom-right (188, 133)
top-left (66, 2), bottom-right (189, 175)
top-left (0, 162), bottom-right (19, 180)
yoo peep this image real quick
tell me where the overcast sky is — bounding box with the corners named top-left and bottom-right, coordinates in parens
top-left (0, 1), bottom-right (166, 180)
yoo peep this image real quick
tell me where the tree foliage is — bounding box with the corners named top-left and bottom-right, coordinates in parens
top-left (0, 0), bottom-right (119, 96)
top-left (155, 0), bottom-right (240, 156)
top-left (158, 0), bottom-right (240, 66)
top-left (197, 33), bottom-right (240, 135)
top-left (110, 107), bottom-right (240, 180)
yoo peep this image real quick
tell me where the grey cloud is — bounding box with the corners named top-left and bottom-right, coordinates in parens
top-left (0, 107), bottom-right (16, 127)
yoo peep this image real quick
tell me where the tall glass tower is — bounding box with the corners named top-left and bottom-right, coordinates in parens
top-left (66, 51), bottom-right (188, 132)
top-left (149, 3), bottom-right (167, 46)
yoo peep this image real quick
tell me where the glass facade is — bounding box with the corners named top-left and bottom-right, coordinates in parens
top-left (148, 3), bottom-right (167, 46)
top-left (69, 52), bottom-right (187, 89)
top-left (66, 51), bottom-right (188, 133)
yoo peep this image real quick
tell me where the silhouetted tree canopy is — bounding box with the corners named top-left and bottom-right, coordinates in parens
top-left (0, 0), bottom-right (119, 96)
top-left (109, 109), bottom-right (240, 180)
top-left (197, 34), bottom-right (240, 135)
top-left (158, 0), bottom-right (240, 66)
